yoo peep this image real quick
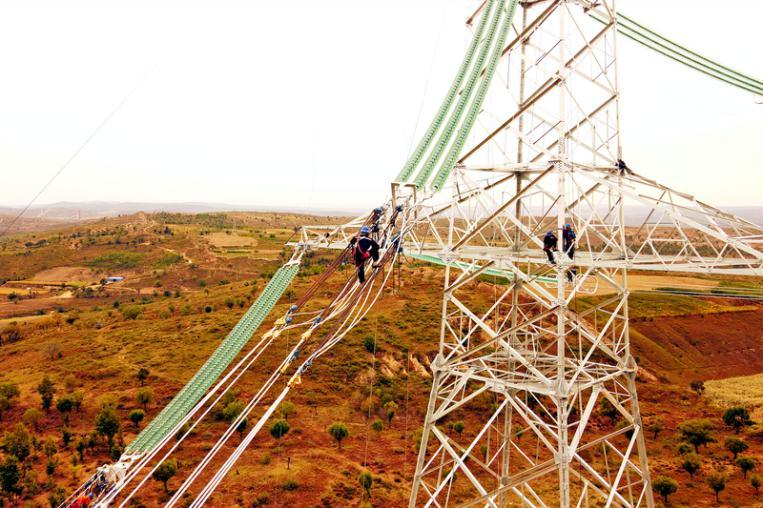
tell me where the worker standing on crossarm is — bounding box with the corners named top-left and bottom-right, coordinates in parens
top-left (350, 226), bottom-right (380, 283)
top-left (543, 231), bottom-right (557, 265)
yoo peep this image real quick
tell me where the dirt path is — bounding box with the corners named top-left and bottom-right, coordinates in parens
top-left (161, 247), bottom-right (194, 265)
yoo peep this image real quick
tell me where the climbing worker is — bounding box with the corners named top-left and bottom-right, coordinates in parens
top-left (563, 224), bottom-right (577, 282)
top-left (543, 231), bottom-right (557, 265)
top-left (562, 223), bottom-right (576, 260)
top-left (350, 225), bottom-right (380, 283)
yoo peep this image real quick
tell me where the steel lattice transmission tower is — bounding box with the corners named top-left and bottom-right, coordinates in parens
top-left (400, 1), bottom-right (763, 506)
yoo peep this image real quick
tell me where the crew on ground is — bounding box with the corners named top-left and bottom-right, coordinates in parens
top-left (350, 225), bottom-right (380, 283)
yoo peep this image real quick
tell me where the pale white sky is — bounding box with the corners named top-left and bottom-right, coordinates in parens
top-left (0, 0), bottom-right (761, 212)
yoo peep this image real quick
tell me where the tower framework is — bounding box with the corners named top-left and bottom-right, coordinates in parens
top-left (404, 1), bottom-right (763, 506)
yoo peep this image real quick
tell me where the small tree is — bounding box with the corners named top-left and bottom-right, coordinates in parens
top-left (707, 473), bottom-right (726, 502)
top-left (677, 419), bottom-right (715, 453)
top-left (152, 459), bottom-right (178, 494)
top-left (328, 422), bottom-right (349, 450)
top-left (222, 400), bottom-right (245, 422)
top-left (599, 398), bottom-right (619, 423)
top-left (270, 420), bottom-right (290, 442)
top-left (37, 376), bottom-right (56, 411)
top-left (42, 436), bottom-right (58, 460)
top-left (3, 424), bottom-right (31, 462)
top-left (279, 401), bottom-right (296, 420)
top-left (0, 383), bottom-right (19, 422)
top-left (137, 367), bottom-right (149, 386)
top-left (647, 419), bottom-right (664, 440)
top-left (725, 437), bottom-right (749, 460)
top-left (0, 383), bottom-right (20, 400)
top-left (56, 395), bottom-right (74, 425)
top-left (384, 401), bottom-right (398, 425)
top-left (71, 390), bottom-right (85, 413)
top-left (676, 442), bottom-right (693, 455)
top-left (681, 453), bottom-right (701, 480)
top-left (22, 407), bottom-right (43, 431)
top-left (61, 427), bottom-right (74, 448)
top-left (129, 409), bottom-right (145, 429)
top-left (236, 418), bottom-right (248, 441)
top-left (95, 406), bottom-right (121, 447)
top-left (76, 438), bottom-right (87, 462)
top-left (738, 457), bottom-right (756, 479)
top-left (136, 388), bottom-right (154, 411)
top-left (652, 476), bottom-right (678, 504)
top-left (0, 395), bottom-right (11, 421)
top-left (358, 470), bottom-right (373, 499)
top-left (723, 407), bottom-right (753, 434)
top-left (751, 474), bottom-right (761, 494)
top-left (690, 380), bottom-right (705, 395)
top-left (0, 456), bottom-right (21, 500)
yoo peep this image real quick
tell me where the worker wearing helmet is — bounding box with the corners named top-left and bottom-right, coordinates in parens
top-left (543, 231), bottom-right (557, 265)
top-left (350, 226), bottom-right (380, 283)
top-left (562, 223), bottom-right (576, 260)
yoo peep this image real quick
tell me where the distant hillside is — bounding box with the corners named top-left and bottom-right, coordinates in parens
top-left (1, 202), bottom-right (761, 227)
top-left (0, 201), bottom-right (363, 222)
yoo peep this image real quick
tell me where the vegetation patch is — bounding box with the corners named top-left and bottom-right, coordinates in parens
top-left (706, 373), bottom-right (763, 419)
top-left (87, 252), bottom-right (144, 270)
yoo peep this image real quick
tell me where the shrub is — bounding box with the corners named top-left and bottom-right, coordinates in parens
top-left (453, 421), bottom-right (465, 436)
top-left (599, 398), bottom-right (618, 423)
top-left (222, 400), bottom-right (245, 422)
top-left (56, 395), bottom-right (74, 424)
top-left (22, 408), bottom-right (43, 431)
top-left (252, 493), bottom-right (270, 506)
top-left (270, 420), bottom-right (290, 441)
top-left (3, 424), bottom-right (31, 462)
top-left (371, 419), bottom-right (383, 432)
top-left (0, 456), bottom-right (21, 498)
top-left (363, 336), bottom-right (376, 354)
top-left (676, 442), bottom-right (692, 455)
top-left (121, 306), bottom-right (143, 320)
top-left (652, 476), bottom-right (678, 504)
top-left (647, 419), bottom-right (663, 440)
top-left (751, 474), bottom-right (761, 494)
top-left (690, 380), bottom-right (705, 395)
top-left (282, 479), bottom-right (298, 491)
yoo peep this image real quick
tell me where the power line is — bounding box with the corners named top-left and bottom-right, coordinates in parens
top-left (0, 71), bottom-right (151, 237)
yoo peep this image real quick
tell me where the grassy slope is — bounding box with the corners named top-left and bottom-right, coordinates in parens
top-left (1, 213), bottom-right (763, 506)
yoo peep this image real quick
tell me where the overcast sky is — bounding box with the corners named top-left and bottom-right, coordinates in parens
top-left (1, 0), bottom-right (761, 212)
